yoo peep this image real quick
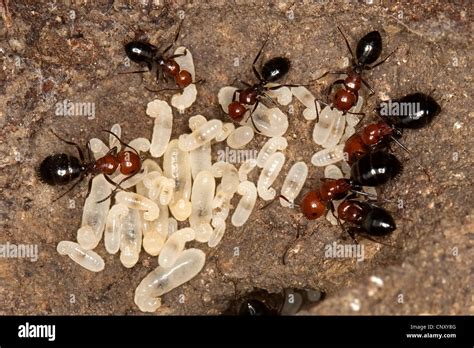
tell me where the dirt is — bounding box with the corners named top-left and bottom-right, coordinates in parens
top-left (0, 0), bottom-right (472, 315)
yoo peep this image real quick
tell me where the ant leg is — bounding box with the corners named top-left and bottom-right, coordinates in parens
top-left (102, 130), bottom-right (139, 155)
top-left (337, 26), bottom-right (356, 62)
top-left (360, 77), bottom-right (375, 96)
top-left (231, 89), bottom-right (242, 102)
top-left (367, 48), bottom-right (398, 70)
top-left (96, 173), bottom-right (135, 204)
top-left (247, 99), bottom-right (262, 133)
top-left (160, 20), bottom-right (184, 56)
top-left (261, 92), bottom-right (278, 107)
top-left (50, 130), bottom-right (85, 162)
top-left (165, 50), bottom-right (188, 60)
top-left (252, 39), bottom-right (268, 81)
top-left (312, 70), bottom-right (347, 83)
top-left (329, 201), bottom-right (357, 243)
top-left (52, 175), bottom-right (86, 203)
top-left (118, 68), bottom-right (149, 75)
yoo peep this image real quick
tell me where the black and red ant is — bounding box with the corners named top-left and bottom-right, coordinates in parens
top-left (315, 27), bottom-right (396, 117)
top-left (37, 130), bottom-right (141, 202)
top-left (227, 40), bottom-right (303, 130)
top-left (122, 21), bottom-right (195, 91)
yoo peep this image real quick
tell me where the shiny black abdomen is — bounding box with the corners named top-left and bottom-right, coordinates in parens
top-left (351, 151), bottom-right (402, 186)
top-left (261, 57), bottom-right (291, 82)
top-left (360, 204), bottom-right (396, 235)
top-left (38, 154), bottom-right (84, 185)
top-left (356, 31), bottom-right (382, 66)
top-left (124, 42), bottom-right (156, 64)
top-left (390, 93), bottom-right (441, 129)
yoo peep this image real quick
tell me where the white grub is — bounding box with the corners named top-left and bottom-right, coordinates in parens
top-left (134, 248), bottom-right (205, 312)
top-left (164, 139), bottom-right (192, 221)
top-left (109, 123), bottom-right (122, 151)
top-left (128, 138), bottom-right (151, 153)
top-left (77, 174), bottom-right (111, 250)
top-left (89, 138), bottom-right (109, 160)
top-left (265, 84), bottom-right (293, 105)
top-left (136, 178), bottom-right (169, 256)
top-left (171, 84), bottom-right (197, 112)
top-left (340, 125), bottom-right (356, 144)
top-left (188, 115), bottom-right (212, 178)
top-left (257, 136), bottom-right (288, 168)
top-left (227, 125), bottom-right (254, 149)
top-left (115, 191), bottom-right (159, 221)
top-left (346, 114), bottom-right (360, 128)
top-left (144, 172), bottom-right (175, 206)
top-left (215, 122), bottom-right (236, 142)
top-left (208, 221), bottom-right (226, 248)
top-left (231, 181), bottom-right (257, 227)
top-left (178, 119), bottom-right (223, 151)
top-left (147, 99), bottom-right (173, 158)
top-left (291, 86), bottom-right (321, 120)
top-left (218, 86), bottom-right (238, 113)
top-left (280, 162), bottom-right (308, 207)
top-left (158, 227), bottom-right (195, 268)
top-left (119, 208), bottom-right (142, 268)
top-left (211, 162), bottom-right (239, 196)
top-left (321, 111), bottom-right (346, 149)
top-left (173, 46), bottom-right (195, 80)
top-left (311, 144), bottom-right (345, 167)
top-left (313, 105), bottom-right (342, 146)
top-left (142, 158), bottom-right (162, 174)
top-left (168, 217), bottom-right (178, 236)
top-left (57, 241), bottom-right (105, 272)
top-left (238, 158), bottom-right (257, 181)
top-left (257, 152), bottom-right (285, 200)
top-left (211, 184), bottom-right (231, 229)
top-left (104, 203), bottom-right (129, 254)
top-left (189, 171), bottom-right (216, 242)
top-left (324, 164), bottom-right (343, 179)
top-left (247, 103), bottom-right (288, 137)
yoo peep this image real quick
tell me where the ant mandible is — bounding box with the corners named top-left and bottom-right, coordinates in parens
top-left (228, 40), bottom-right (303, 130)
top-left (315, 27), bottom-right (397, 117)
top-left (123, 21), bottom-right (193, 91)
top-left (37, 130), bottom-right (141, 203)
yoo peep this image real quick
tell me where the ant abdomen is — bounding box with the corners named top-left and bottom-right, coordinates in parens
top-left (351, 150), bottom-right (402, 186)
top-left (356, 31), bottom-right (383, 66)
top-left (124, 42), bottom-right (156, 64)
top-left (38, 153), bottom-right (85, 186)
top-left (360, 204), bottom-right (396, 235)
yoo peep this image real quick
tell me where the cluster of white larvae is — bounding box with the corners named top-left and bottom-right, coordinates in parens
top-left (56, 48), bottom-right (371, 312)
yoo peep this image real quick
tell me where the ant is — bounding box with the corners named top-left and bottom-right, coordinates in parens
top-left (37, 130), bottom-right (141, 203)
top-left (122, 21), bottom-right (194, 91)
top-left (227, 40), bottom-right (303, 130)
top-left (315, 27), bottom-right (396, 117)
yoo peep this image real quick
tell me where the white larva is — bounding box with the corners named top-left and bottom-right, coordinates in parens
top-left (178, 119), bottom-right (223, 151)
top-left (211, 184), bottom-right (231, 229)
top-left (173, 46), bottom-right (195, 80)
top-left (312, 105), bottom-right (341, 146)
top-left (265, 84), bottom-right (293, 105)
top-left (188, 115), bottom-right (212, 178)
top-left (134, 248), bottom-right (206, 312)
top-left (158, 228), bottom-right (195, 268)
top-left (119, 208), bottom-right (142, 268)
top-left (164, 139), bottom-right (192, 221)
top-left (311, 144), bottom-right (345, 167)
top-left (171, 84), bottom-right (197, 113)
top-left (324, 164), bottom-right (344, 179)
top-left (257, 152), bottom-right (285, 200)
top-left (168, 218), bottom-right (178, 237)
top-left (77, 174), bottom-right (111, 250)
top-left (231, 181), bottom-right (257, 227)
top-left (128, 138), bottom-right (151, 153)
top-left (226, 125), bottom-right (254, 149)
top-left (238, 158), bottom-right (257, 182)
top-left (217, 86), bottom-right (238, 113)
top-left (109, 123), bottom-right (122, 151)
top-left (115, 191), bottom-right (159, 221)
top-left (340, 125), bottom-right (356, 144)
top-left (189, 171), bottom-right (215, 242)
top-left (247, 103), bottom-right (288, 137)
top-left (57, 241), bottom-right (105, 272)
top-left (211, 162), bottom-right (239, 196)
top-left (215, 122), bottom-right (236, 142)
top-left (321, 111), bottom-right (346, 149)
top-left (291, 86), bottom-right (320, 121)
top-left (88, 138), bottom-right (109, 160)
top-left (208, 221), bottom-right (226, 248)
top-left (280, 162), bottom-right (308, 207)
top-left (144, 172), bottom-right (175, 206)
top-left (256, 136), bottom-right (288, 168)
top-left (147, 99), bottom-right (173, 158)
top-left (104, 203), bottom-right (129, 255)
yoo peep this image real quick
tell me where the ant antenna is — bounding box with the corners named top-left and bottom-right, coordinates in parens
top-left (389, 135), bottom-right (431, 180)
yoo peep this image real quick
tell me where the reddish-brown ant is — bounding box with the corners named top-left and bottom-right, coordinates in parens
top-left (37, 130), bottom-right (141, 202)
top-left (122, 21), bottom-right (195, 92)
top-left (315, 27), bottom-right (396, 117)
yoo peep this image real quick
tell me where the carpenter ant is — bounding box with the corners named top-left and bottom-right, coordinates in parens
top-left (315, 27), bottom-right (396, 116)
top-left (350, 150), bottom-right (402, 187)
top-left (228, 40), bottom-right (303, 130)
top-left (37, 130), bottom-right (141, 202)
top-left (122, 21), bottom-right (194, 91)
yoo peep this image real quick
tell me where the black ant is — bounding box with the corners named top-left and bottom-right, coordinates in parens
top-left (122, 21), bottom-right (194, 91)
top-left (228, 40), bottom-right (304, 130)
top-left (37, 130), bottom-right (141, 202)
top-left (315, 27), bottom-right (396, 117)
